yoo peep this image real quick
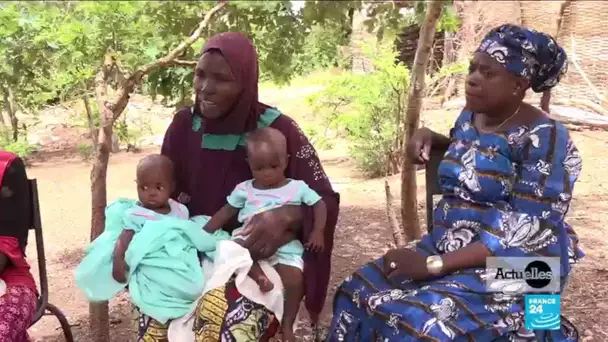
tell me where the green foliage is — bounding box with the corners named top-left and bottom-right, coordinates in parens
top-left (1, 0), bottom-right (459, 134)
top-left (407, 1), bottom-right (461, 33)
top-left (114, 114), bottom-right (153, 149)
top-left (308, 40), bottom-right (410, 177)
top-left (301, 122), bottom-right (334, 151)
top-left (0, 2), bottom-right (64, 108)
top-left (2, 1), bottom-right (309, 108)
top-left (114, 120), bottom-right (129, 147)
top-left (147, 1), bottom-right (308, 102)
top-left (364, 2), bottom-right (412, 41)
top-left (292, 24), bottom-right (351, 76)
top-left (147, 1), bottom-right (458, 102)
top-left (0, 140), bottom-right (36, 160)
top-left (302, 1), bottom-right (459, 43)
top-left (425, 59), bottom-right (469, 97)
top-left (437, 3), bottom-right (461, 33)
top-left (53, 2), bottom-right (165, 96)
top-left (0, 127), bottom-right (36, 159)
top-left (77, 142), bottom-right (93, 161)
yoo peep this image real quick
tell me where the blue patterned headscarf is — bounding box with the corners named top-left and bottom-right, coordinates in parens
top-left (476, 24), bottom-right (568, 93)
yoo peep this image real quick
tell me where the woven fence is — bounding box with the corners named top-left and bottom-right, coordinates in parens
top-left (350, 7), bottom-right (376, 74)
top-left (454, 0), bottom-right (608, 110)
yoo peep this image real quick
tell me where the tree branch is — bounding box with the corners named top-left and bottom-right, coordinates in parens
top-left (172, 59), bottom-right (198, 67)
top-left (139, 1), bottom-right (227, 75)
top-left (110, 1), bottom-right (228, 121)
top-left (385, 179), bottom-right (406, 248)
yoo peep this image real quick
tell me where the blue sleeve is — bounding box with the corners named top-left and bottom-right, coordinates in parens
top-left (226, 181), bottom-right (248, 209)
top-left (298, 181), bottom-right (322, 206)
top-left (478, 122), bottom-right (582, 258)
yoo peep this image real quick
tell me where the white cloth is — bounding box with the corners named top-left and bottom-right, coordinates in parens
top-left (0, 279), bottom-right (6, 297)
top-left (168, 240), bottom-right (285, 342)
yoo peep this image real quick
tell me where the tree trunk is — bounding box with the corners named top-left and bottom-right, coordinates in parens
top-left (400, 1), bottom-right (444, 241)
top-left (87, 57), bottom-right (115, 341)
top-left (2, 85), bottom-right (19, 142)
top-left (88, 141), bottom-right (111, 340)
top-left (88, 119), bottom-right (112, 341)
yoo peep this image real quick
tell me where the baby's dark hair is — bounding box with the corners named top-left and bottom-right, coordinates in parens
top-left (136, 154), bottom-right (175, 178)
top-left (246, 127), bottom-right (287, 157)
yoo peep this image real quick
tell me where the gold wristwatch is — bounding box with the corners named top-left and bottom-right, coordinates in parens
top-left (426, 255), bottom-right (444, 275)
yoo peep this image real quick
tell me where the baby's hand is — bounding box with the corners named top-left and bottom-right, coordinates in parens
top-left (112, 257), bottom-right (130, 284)
top-left (305, 232), bottom-right (324, 253)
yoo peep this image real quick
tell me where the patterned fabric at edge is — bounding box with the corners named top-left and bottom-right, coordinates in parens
top-left (138, 281), bottom-right (279, 342)
top-left (138, 311), bottom-right (169, 342)
top-left (328, 111), bottom-right (583, 341)
top-left (0, 285), bottom-right (37, 342)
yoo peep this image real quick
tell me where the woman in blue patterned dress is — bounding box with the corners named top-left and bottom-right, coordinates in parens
top-left (328, 24), bottom-right (584, 341)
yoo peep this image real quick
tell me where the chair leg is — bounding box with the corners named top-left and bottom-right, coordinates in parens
top-left (46, 303), bottom-right (74, 342)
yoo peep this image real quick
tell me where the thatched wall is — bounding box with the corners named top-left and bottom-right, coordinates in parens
top-left (455, 0), bottom-right (608, 107)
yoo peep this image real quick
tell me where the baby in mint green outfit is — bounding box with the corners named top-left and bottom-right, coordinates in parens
top-left (202, 127), bottom-right (327, 341)
top-left (75, 154), bottom-right (226, 324)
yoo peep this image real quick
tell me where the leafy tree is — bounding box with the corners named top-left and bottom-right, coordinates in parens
top-left (308, 40), bottom-right (410, 177)
top-left (146, 1), bottom-right (307, 104)
top-left (0, 2), bottom-right (63, 141)
top-left (292, 24), bottom-right (351, 76)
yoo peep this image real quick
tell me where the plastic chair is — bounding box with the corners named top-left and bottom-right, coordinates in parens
top-left (424, 145), bottom-right (448, 233)
top-left (27, 178), bottom-right (74, 342)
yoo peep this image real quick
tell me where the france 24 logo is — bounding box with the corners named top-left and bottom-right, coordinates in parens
top-left (524, 294), bottom-right (561, 330)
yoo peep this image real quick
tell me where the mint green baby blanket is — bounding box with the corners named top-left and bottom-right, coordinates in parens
top-left (75, 198), bottom-right (229, 323)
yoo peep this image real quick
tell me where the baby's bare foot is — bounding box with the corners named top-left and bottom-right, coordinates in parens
top-left (254, 274), bottom-right (274, 292)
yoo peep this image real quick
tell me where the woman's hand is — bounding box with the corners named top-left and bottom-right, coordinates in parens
top-left (406, 128), bottom-right (433, 164)
top-left (239, 205), bottom-right (303, 259)
top-left (383, 248), bottom-right (431, 281)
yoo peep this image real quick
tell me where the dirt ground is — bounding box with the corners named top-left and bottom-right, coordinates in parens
top-left (18, 106), bottom-right (608, 341)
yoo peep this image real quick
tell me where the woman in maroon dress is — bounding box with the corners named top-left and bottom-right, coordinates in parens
top-left (135, 32), bottom-right (339, 341)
